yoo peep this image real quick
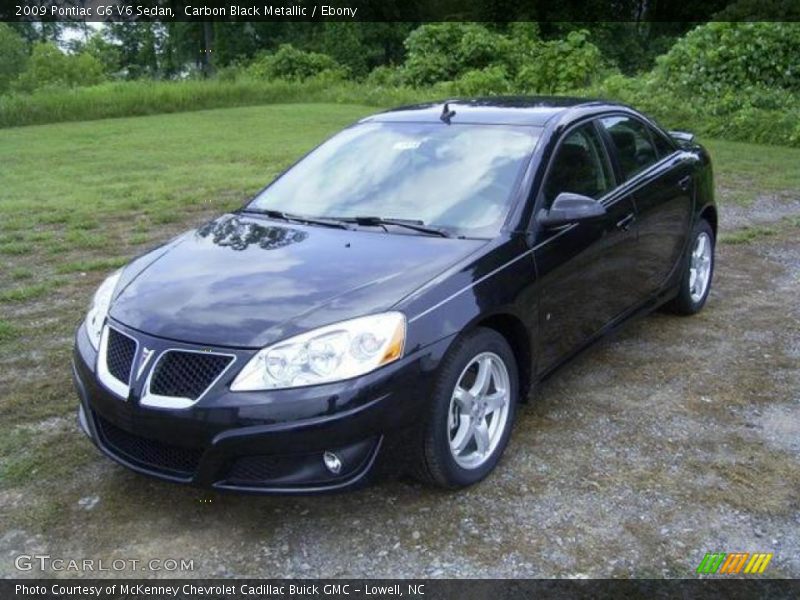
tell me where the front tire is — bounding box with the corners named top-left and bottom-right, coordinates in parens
top-left (666, 219), bottom-right (715, 315)
top-left (414, 328), bottom-right (518, 489)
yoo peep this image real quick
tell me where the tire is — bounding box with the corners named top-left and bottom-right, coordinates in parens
top-left (413, 327), bottom-right (518, 489)
top-left (665, 219), bottom-right (715, 315)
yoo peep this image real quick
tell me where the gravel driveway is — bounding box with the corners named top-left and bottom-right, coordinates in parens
top-left (2, 198), bottom-right (798, 579)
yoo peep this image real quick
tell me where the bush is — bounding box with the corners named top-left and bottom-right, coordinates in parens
top-left (515, 30), bottom-right (605, 94)
top-left (454, 66), bottom-right (512, 96)
top-left (400, 24), bottom-right (604, 94)
top-left (13, 43), bottom-right (106, 93)
top-left (0, 78), bottom-right (432, 129)
top-left (403, 23), bottom-right (514, 86)
top-left (584, 72), bottom-right (800, 147)
top-left (246, 44), bottom-right (344, 81)
top-left (365, 65), bottom-right (407, 87)
top-left (2, 22), bottom-right (798, 149)
top-left (654, 22), bottom-right (800, 97)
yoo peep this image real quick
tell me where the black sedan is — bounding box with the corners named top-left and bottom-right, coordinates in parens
top-left (73, 98), bottom-right (716, 493)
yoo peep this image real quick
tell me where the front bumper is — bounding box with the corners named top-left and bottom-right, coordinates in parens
top-left (73, 320), bottom-right (452, 494)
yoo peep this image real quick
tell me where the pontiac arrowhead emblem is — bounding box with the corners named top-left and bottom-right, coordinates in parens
top-left (137, 347), bottom-right (155, 380)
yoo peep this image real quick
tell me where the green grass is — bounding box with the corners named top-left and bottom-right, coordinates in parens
top-left (0, 78), bottom-right (423, 129)
top-left (0, 103), bottom-right (372, 227)
top-left (703, 140), bottom-right (800, 204)
top-left (65, 230), bottom-right (110, 249)
top-left (0, 319), bottom-right (19, 341)
top-left (0, 105), bottom-right (376, 491)
top-left (0, 282), bottom-right (55, 303)
top-left (3, 76), bottom-right (799, 147)
top-left (719, 216), bottom-right (799, 244)
top-left (10, 267), bottom-right (33, 280)
top-left (0, 241), bottom-right (29, 255)
top-left (720, 225), bottom-right (778, 244)
top-left (56, 257), bottom-right (130, 274)
top-left (0, 425), bottom-right (95, 487)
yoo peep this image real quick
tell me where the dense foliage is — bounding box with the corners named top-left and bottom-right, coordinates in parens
top-left (383, 23), bottom-right (605, 94)
top-left (516, 30), bottom-right (605, 93)
top-left (402, 23), bottom-right (515, 86)
top-left (245, 44), bottom-right (345, 81)
top-left (12, 42), bottom-right (106, 93)
top-left (0, 23), bottom-right (28, 93)
top-left (654, 22), bottom-right (800, 95)
top-left (0, 21), bottom-right (798, 147)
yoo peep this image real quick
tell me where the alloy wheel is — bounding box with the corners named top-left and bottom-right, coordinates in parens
top-left (689, 231), bottom-right (713, 303)
top-left (447, 352), bottom-right (511, 469)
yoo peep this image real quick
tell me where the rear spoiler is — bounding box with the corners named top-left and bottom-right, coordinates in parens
top-left (669, 130), bottom-right (696, 147)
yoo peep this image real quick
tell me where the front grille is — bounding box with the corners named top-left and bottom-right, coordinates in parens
top-left (149, 351), bottom-right (233, 400)
top-left (106, 328), bottom-right (137, 385)
top-left (95, 415), bottom-right (203, 477)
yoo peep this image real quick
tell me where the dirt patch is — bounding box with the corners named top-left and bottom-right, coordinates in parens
top-left (719, 193), bottom-right (800, 230)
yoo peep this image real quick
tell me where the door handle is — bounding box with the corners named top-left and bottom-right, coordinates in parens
top-left (616, 213), bottom-right (635, 231)
top-left (678, 175), bottom-right (691, 191)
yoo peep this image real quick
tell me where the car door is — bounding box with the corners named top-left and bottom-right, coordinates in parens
top-left (599, 115), bottom-right (694, 299)
top-left (533, 120), bottom-right (639, 374)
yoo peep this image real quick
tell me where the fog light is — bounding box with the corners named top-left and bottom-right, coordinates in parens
top-left (323, 451), bottom-right (342, 474)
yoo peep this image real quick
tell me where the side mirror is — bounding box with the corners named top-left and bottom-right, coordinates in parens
top-left (537, 192), bottom-right (607, 228)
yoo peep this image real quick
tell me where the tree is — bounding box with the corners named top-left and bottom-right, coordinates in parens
top-left (108, 22), bottom-right (163, 79)
top-left (320, 23), bottom-right (369, 78)
top-left (246, 44), bottom-right (342, 81)
top-left (66, 32), bottom-right (123, 78)
top-left (13, 42), bottom-right (106, 92)
top-left (0, 23), bottom-right (28, 94)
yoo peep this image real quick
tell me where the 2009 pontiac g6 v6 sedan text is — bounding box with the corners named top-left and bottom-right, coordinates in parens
top-left (73, 98), bottom-right (716, 493)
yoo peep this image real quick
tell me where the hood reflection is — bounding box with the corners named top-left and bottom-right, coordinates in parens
top-left (196, 215), bottom-right (308, 251)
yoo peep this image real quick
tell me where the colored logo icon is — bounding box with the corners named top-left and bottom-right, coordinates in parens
top-left (696, 552), bottom-right (773, 574)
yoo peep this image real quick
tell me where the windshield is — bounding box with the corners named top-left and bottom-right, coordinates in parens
top-left (247, 122), bottom-right (541, 237)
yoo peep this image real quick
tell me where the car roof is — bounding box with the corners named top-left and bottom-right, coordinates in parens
top-left (362, 97), bottom-right (625, 127)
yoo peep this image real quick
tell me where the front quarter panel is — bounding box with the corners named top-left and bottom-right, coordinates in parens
top-left (398, 235), bottom-right (536, 354)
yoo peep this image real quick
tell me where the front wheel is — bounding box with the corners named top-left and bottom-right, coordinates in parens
top-left (413, 328), bottom-right (518, 488)
top-left (666, 219), bottom-right (715, 315)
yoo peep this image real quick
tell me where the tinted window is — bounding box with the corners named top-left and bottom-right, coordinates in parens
top-left (651, 128), bottom-right (675, 158)
top-left (544, 123), bottom-right (613, 206)
top-left (249, 122), bottom-right (541, 237)
top-left (601, 116), bottom-right (659, 180)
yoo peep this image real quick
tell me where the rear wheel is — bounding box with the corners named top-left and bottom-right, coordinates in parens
top-left (666, 219), bottom-right (715, 315)
top-left (413, 328), bottom-right (518, 488)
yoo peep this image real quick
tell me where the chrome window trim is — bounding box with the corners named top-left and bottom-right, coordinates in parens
top-left (140, 348), bottom-right (237, 410)
top-left (97, 324), bottom-right (138, 400)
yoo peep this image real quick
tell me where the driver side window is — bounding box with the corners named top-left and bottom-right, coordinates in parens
top-left (543, 123), bottom-right (614, 208)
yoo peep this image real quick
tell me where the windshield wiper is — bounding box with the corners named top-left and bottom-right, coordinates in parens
top-left (342, 216), bottom-right (452, 238)
top-left (240, 207), bottom-right (288, 220)
top-left (240, 208), bottom-right (351, 230)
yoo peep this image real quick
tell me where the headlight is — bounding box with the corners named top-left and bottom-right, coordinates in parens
top-left (85, 270), bottom-right (122, 350)
top-left (231, 312), bottom-right (406, 391)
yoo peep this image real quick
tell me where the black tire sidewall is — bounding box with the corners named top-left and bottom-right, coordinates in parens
top-left (423, 328), bottom-right (519, 488)
top-left (682, 219), bottom-right (715, 312)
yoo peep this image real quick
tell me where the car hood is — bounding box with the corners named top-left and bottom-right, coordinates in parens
top-left (110, 214), bottom-right (485, 348)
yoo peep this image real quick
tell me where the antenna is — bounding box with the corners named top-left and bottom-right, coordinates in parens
top-left (440, 103), bottom-right (456, 124)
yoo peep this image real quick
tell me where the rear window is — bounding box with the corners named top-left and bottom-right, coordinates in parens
top-left (652, 129), bottom-right (676, 158)
top-left (600, 116), bottom-right (660, 180)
